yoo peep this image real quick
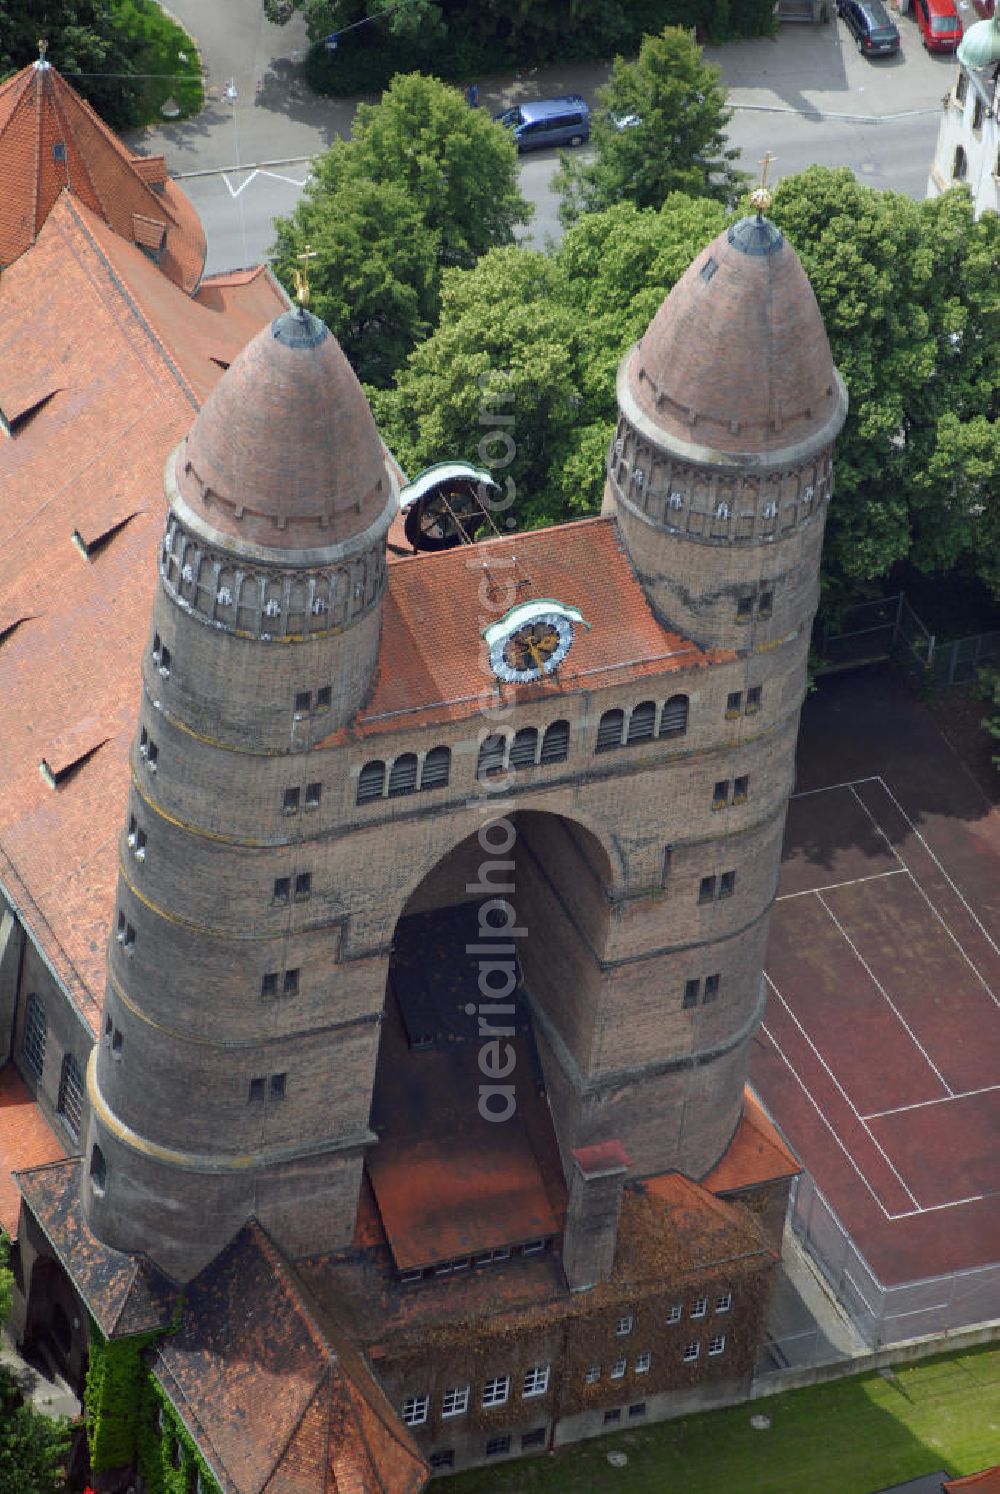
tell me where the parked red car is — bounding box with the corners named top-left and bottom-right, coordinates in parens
top-left (912, 0), bottom-right (962, 49)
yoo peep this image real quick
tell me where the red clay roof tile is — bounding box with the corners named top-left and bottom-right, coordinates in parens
top-left (703, 1087), bottom-right (800, 1196)
top-left (0, 1067), bottom-right (65, 1235)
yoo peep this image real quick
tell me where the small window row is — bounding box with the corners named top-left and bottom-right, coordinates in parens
top-left (138, 727), bottom-right (159, 770)
top-left (261, 968), bottom-right (299, 998)
top-left (272, 873), bottom-right (311, 904)
top-left (358, 746), bottom-right (450, 804)
top-left (683, 974), bottom-right (720, 1009)
top-left (596, 695), bottom-right (688, 753)
top-left (712, 776), bottom-right (749, 810)
top-left (477, 721), bottom-right (569, 778)
top-left (399, 1237), bottom-right (550, 1285)
top-left (294, 686), bottom-right (332, 718)
top-left (151, 632), bottom-right (171, 677)
top-left (248, 1072), bottom-right (286, 1103)
top-left (736, 588), bottom-right (773, 621)
top-left (668, 1292), bottom-right (731, 1322)
top-left (402, 1364), bottom-right (551, 1426)
top-left (586, 1350), bottom-right (652, 1385)
top-left (115, 910), bottom-right (136, 951)
top-left (103, 1015), bottom-right (124, 1057)
top-left (699, 871), bottom-right (735, 904)
top-left (604, 1404), bottom-right (647, 1425)
top-left (684, 1334), bottom-right (727, 1361)
top-left (126, 814), bottom-right (147, 861)
top-left (429, 1428), bottom-right (547, 1468)
top-left (726, 686), bottom-right (762, 718)
top-left (282, 783), bottom-right (322, 814)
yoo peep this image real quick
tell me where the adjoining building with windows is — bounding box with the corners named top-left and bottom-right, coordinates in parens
top-left (926, 17), bottom-right (1000, 216)
top-left (1, 76), bottom-right (843, 1490)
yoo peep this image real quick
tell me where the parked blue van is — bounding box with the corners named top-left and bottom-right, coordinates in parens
top-left (494, 95), bottom-right (591, 152)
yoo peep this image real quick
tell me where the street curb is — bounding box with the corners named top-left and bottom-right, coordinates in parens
top-left (173, 155), bottom-right (314, 178)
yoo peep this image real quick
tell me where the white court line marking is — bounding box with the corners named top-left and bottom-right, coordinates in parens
top-left (864, 1084), bottom-right (1000, 1121)
top-left (222, 168), bottom-right (310, 198)
top-left (790, 777), bottom-right (881, 801)
top-left (776, 868), bottom-right (907, 902)
top-left (765, 975), bottom-right (921, 1209)
top-left (760, 1023), bottom-right (990, 1219)
top-left (815, 890), bottom-right (954, 1099)
top-left (849, 782), bottom-right (997, 1005)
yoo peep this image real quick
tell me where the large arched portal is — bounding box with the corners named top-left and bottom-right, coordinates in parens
top-left (366, 811), bottom-right (615, 1281)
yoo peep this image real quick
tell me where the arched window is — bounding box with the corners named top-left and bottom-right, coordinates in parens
top-left (659, 694), bottom-right (689, 737)
top-left (627, 701), bottom-right (657, 744)
top-left (89, 1144), bottom-right (107, 1195)
top-left (509, 728), bottom-right (539, 768)
top-left (953, 145), bottom-right (968, 180)
top-left (57, 1053), bottom-right (84, 1142)
top-left (540, 720), bottom-right (570, 764)
top-left (22, 994), bottom-right (46, 1081)
top-left (387, 753), bottom-right (419, 798)
top-left (595, 709), bottom-right (625, 753)
top-left (477, 735), bottom-right (507, 778)
top-left (356, 760), bottom-right (386, 804)
top-left (420, 746), bottom-right (450, 790)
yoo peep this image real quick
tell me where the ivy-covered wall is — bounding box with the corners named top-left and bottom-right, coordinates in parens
top-left (84, 1319), bottom-right (220, 1494)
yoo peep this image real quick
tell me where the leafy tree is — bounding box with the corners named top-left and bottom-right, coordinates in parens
top-left (768, 169), bottom-right (999, 600)
top-left (0, 1235), bottom-right (12, 1327)
top-left (0, 1366), bottom-right (70, 1494)
top-left (271, 72), bottom-right (530, 384)
top-left (555, 27), bottom-right (743, 225)
top-left (0, 0), bottom-right (142, 128)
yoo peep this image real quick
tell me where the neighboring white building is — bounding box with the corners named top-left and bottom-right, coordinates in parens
top-left (927, 23), bottom-right (1000, 216)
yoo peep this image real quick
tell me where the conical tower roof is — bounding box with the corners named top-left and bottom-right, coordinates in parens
top-left (173, 306), bottom-right (392, 551)
top-left (0, 55), bottom-right (205, 291)
top-left (627, 213), bottom-right (842, 458)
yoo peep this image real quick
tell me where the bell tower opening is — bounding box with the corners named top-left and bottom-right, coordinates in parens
top-left (366, 811), bottom-right (615, 1286)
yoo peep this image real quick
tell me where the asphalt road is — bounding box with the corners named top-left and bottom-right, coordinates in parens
top-left (140, 3), bottom-right (960, 275)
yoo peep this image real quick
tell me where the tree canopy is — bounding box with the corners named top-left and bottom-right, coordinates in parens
top-left (376, 172), bottom-right (998, 606)
top-left (555, 27), bottom-right (743, 224)
top-left (0, 1237), bottom-right (70, 1494)
top-left (270, 72), bottom-right (530, 385)
top-left (0, 0), bottom-right (142, 128)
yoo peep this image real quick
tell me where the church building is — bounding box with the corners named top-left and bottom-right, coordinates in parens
top-left (0, 58), bottom-right (846, 1490)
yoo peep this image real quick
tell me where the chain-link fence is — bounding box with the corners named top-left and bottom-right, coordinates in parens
top-left (816, 593), bottom-right (999, 689)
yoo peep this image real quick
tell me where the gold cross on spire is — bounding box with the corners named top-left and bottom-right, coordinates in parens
top-left (292, 242), bottom-right (318, 308)
top-left (750, 151), bottom-right (777, 218)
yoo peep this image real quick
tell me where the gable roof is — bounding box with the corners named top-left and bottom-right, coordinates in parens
top-left (0, 193), bottom-right (286, 1033)
top-left (153, 1222), bottom-right (428, 1494)
top-left (0, 59), bottom-right (205, 291)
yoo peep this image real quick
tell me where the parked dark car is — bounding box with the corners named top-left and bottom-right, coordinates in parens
top-left (493, 95), bottom-right (590, 151)
top-left (837, 0), bottom-right (901, 53)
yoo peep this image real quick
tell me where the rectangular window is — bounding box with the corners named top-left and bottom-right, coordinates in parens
top-left (709, 1334), bottom-right (726, 1356)
top-left (610, 1357), bottom-right (626, 1380)
top-left (758, 591), bottom-right (774, 618)
top-left (521, 1238), bottom-right (546, 1255)
top-left (726, 691), bottom-right (742, 718)
top-left (451, 1256), bottom-right (470, 1273)
top-left (316, 685), bottom-right (332, 711)
top-left (635, 1352), bottom-right (651, 1374)
top-left (260, 972), bottom-right (278, 998)
top-left (273, 877), bottom-right (290, 905)
top-left (442, 1386), bottom-right (469, 1419)
top-left (294, 691), bottom-right (311, 716)
top-left (122, 922), bottom-right (135, 951)
top-left (111, 1028), bottom-right (123, 1055)
top-left (667, 1304), bottom-right (682, 1324)
top-left (661, 845), bottom-right (672, 888)
top-left (733, 775), bottom-right (749, 805)
top-left (492, 1247), bottom-right (512, 1262)
top-left (402, 1395), bottom-right (429, 1427)
top-left (429, 1451), bottom-right (455, 1470)
top-left (249, 1077), bottom-right (266, 1104)
top-left (712, 780), bottom-right (729, 810)
top-left (628, 1402), bottom-right (647, 1419)
top-left (399, 1268), bottom-right (422, 1285)
top-left (616, 1315), bottom-right (633, 1336)
top-left (283, 787), bottom-right (300, 814)
top-left (603, 1409), bottom-right (621, 1425)
top-left (22, 996), bottom-right (47, 1081)
top-left (305, 782), bottom-right (322, 810)
top-left (691, 1296), bottom-right (708, 1319)
top-left (736, 595), bottom-right (754, 621)
top-left (683, 1342), bottom-right (700, 1363)
top-left (482, 1375), bottom-right (510, 1409)
top-left (683, 979), bottom-right (700, 1010)
top-left (698, 876), bottom-right (716, 904)
top-left (294, 872), bottom-right (312, 901)
top-left (283, 969), bottom-right (300, 996)
top-left (703, 974), bottom-right (721, 1003)
top-left (485, 1435), bottom-right (511, 1457)
top-left (746, 685), bottom-right (762, 714)
top-left (719, 870), bottom-right (736, 898)
top-left (716, 1292), bottom-right (732, 1313)
top-left (522, 1365), bottom-right (550, 1398)
top-left (522, 1428), bottom-right (546, 1450)
top-left (269, 1072), bottom-right (286, 1101)
top-left (585, 1366), bottom-right (600, 1385)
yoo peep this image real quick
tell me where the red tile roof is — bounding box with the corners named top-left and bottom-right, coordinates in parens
top-left (324, 517), bottom-right (728, 742)
top-left (154, 1222), bottom-right (428, 1493)
top-left (0, 60), bottom-right (205, 292)
top-left (703, 1087), bottom-right (800, 1196)
top-left (0, 1068), bottom-right (65, 1235)
top-left (0, 193), bottom-right (286, 1033)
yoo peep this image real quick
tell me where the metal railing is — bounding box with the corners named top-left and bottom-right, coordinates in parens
top-left (815, 592), bottom-right (999, 686)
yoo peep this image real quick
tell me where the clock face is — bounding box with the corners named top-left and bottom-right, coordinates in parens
top-left (484, 601), bottom-right (585, 684)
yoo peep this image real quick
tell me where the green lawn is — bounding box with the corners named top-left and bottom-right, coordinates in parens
top-left (450, 1345), bottom-right (1000, 1493)
top-left (113, 0), bottom-right (203, 123)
